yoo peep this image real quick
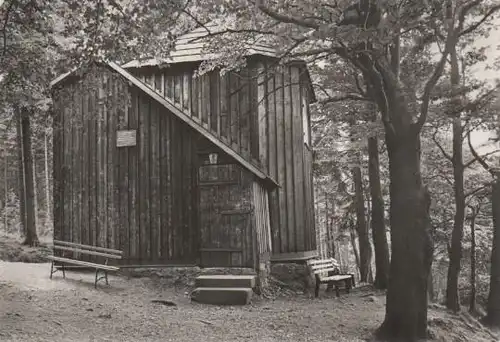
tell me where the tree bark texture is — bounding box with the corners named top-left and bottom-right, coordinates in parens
top-left (377, 132), bottom-right (433, 341)
top-left (353, 166), bottom-right (372, 282)
top-left (18, 109), bottom-right (38, 246)
top-left (485, 178), bottom-right (500, 327)
top-left (44, 128), bottom-right (52, 226)
top-left (368, 135), bottom-right (390, 289)
top-left (469, 207), bottom-right (477, 314)
top-left (446, 44), bottom-right (465, 313)
top-left (428, 270), bottom-right (435, 303)
top-left (16, 112), bottom-right (27, 237)
top-left (349, 219), bottom-right (361, 275)
top-left (4, 150), bottom-right (8, 231)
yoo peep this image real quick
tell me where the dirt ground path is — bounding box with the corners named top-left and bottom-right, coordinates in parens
top-left (0, 261), bottom-right (497, 342)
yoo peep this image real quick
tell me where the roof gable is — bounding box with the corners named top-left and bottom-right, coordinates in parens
top-left (52, 61), bottom-right (278, 188)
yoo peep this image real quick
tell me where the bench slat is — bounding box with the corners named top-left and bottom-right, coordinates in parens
top-left (46, 256), bottom-right (119, 271)
top-left (312, 267), bottom-right (338, 275)
top-left (53, 240), bottom-right (122, 255)
top-left (309, 258), bottom-right (338, 265)
top-left (309, 260), bottom-right (340, 268)
top-left (309, 258), bottom-right (336, 264)
top-left (321, 275), bottom-right (353, 282)
top-left (310, 263), bottom-right (338, 270)
top-left (53, 245), bottom-right (122, 259)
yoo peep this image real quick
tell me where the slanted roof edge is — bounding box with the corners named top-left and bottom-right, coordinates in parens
top-left (106, 61), bottom-right (278, 188)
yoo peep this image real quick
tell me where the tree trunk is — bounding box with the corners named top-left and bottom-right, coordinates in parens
top-left (446, 43), bottom-right (465, 313)
top-left (428, 270), bottom-right (435, 303)
top-left (349, 219), bottom-right (361, 276)
top-left (469, 207), bottom-right (477, 314)
top-left (353, 166), bottom-right (372, 282)
top-left (44, 128), bottom-right (52, 228)
top-left (377, 132), bottom-right (433, 341)
top-left (16, 111), bottom-right (27, 237)
top-left (368, 135), bottom-right (390, 289)
top-left (18, 109), bottom-right (38, 246)
top-left (32, 152), bottom-right (38, 231)
top-left (485, 177), bottom-right (500, 327)
top-left (329, 215), bottom-right (336, 259)
top-left (4, 149), bottom-right (8, 231)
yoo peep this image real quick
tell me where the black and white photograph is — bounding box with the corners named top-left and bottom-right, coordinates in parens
top-left (1, 1), bottom-right (500, 341)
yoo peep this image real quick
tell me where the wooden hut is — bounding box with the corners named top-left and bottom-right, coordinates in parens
top-left (50, 24), bottom-right (317, 272)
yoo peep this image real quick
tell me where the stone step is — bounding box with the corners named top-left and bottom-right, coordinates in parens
top-left (191, 287), bottom-right (253, 305)
top-left (195, 274), bottom-right (256, 288)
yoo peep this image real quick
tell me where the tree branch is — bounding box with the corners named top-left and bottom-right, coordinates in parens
top-left (464, 149), bottom-right (500, 169)
top-left (414, 34), bottom-right (453, 133)
top-left (414, 0), bottom-right (487, 133)
top-left (256, 2), bottom-right (320, 29)
top-left (457, 0), bottom-right (482, 32)
top-left (467, 129), bottom-right (494, 176)
top-left (465, 184), bottom-right (489, 199)
top-left (459, 4), bottom-right (500, 37)
top-left (432, 129), bottom-right (453, 162)
top-left (320, 93), bottom-right (372, 104)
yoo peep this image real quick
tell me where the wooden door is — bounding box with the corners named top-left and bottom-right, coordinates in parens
top-left (198, 160), bottom-right (254, 267)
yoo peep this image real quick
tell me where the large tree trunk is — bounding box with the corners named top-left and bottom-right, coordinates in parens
top-left (377, 132), bottom-right (433, 341)
top-left (469, 207), bottom-right (477, 314)
top-left (368, 135), bottom-right (390, 289)
top-left (4, 148), bottom-right (8, 231)
top-left (485, 177), bottom-right (500, 327)
top-left (428, 270), bottom-right (435, 303)
top-left (353, 166), bottom-right (372, 282)
top-left (44, 127), bottom-right (52, 228)
top-left (16, 112), bottom-right (27, 237)
top-left (446, 43), bottom-right (465, 313)
top-left (32, 151), bottom-right (38, 230)
top-left (18, 109), bottom-right (38, 246)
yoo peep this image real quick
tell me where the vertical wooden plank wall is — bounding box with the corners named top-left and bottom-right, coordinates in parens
top-left (53, 66), bottom-right (200, 265)
top-left (52, 89), bottom-right (63, 246)
top-left (126, 61), bottom-right (316, 256)
top-left (252, 181), bottom-right (272, 260)
top-left (130, 66), bottom-right (259, 169)
top-left (256, 62), bottom-right (316, 255)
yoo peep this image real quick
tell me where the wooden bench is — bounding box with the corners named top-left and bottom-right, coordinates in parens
top-left (47, 240), bottom-right (122, 288)
top-left (308, 258), bottom-right (355, 298)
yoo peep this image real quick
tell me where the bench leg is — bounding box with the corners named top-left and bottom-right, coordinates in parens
top-left (315, 280), bottom-right (320, 298)
top-left (94, 269), bottom-right (110, 288)
top-left (49, 261), bottom-right (66, 279)
top-left (49, 261), bottom-right (54, 279)
top-left (335, 284), bottom-right (340, 297)
top-left (326, 281), bottom-right (334, 292)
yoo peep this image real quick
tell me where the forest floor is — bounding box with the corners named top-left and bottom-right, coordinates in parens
top-left (0, 235), bottom-right (498, 342)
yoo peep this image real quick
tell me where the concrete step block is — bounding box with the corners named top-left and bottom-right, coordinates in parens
top-left (195, 274), bottom-right (256, 288)
top-left (190, 287), bottom-right (253, 305)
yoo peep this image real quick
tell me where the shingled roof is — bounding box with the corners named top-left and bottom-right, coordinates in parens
top-left (122, 22), bottom-right (317, 103)
top-left (122, 22), bottom-right (278, 68)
